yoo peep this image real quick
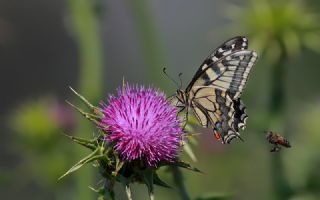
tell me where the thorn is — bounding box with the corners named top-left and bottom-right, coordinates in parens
top-left (122, 76), bottom-right (126, 87)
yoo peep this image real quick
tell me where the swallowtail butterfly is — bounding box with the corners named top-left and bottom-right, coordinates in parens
top-left (175, 36), bottom-right (258, 144)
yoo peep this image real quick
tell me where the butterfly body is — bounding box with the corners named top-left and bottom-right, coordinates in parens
top-left (175, 36), bottom-right (258, 144)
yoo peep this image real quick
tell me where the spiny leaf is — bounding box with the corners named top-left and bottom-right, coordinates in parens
top-left (141, 168), bottom-right (154, 200)
top-left (66, 100), bottom-right (101, 126)
top-left (112, 157), bottom-right (124, 177)
top-left (171, 160), bottom-right (202, 173)
top-left (122, 77), bottom-right (126, 87)
top-left (62, 133), bottom-right (97, 150)
top-left (59, 147), bottom-right (103, 180)
top-left (117, 174), bottom-right (130, 186)
top-left (88, 185), bottom-right (105, 195)
top-left (69, 86), bottom-right (103, 116)
top-left (153, 172), bottom-right (171, 188)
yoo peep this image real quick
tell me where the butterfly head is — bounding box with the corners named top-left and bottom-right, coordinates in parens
top-left (176, 89), bottom-right (187, 105)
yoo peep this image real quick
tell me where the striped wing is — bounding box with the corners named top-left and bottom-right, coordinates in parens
top-left (189, 50), bottom-right (257, 99)
top-left (187, 36), bottom-right (248, 92)
top-left (186, 36), bottom-right (257, 143)
top-left (191, 89), bottom-right (247, 143)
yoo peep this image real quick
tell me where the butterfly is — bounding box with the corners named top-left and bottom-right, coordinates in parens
top-left (265, 131), bottom-right (291, 152)
top-left (174, 36), bottom-right (258, 144)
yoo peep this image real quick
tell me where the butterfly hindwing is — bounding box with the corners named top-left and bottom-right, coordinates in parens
top-left (191, 89), bottom-right (243, 143)
top-left (232, 98), bottom-right (247, 131)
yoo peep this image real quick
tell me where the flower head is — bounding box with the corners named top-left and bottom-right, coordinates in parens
top-left (100, 84), bottom-right (183, 166)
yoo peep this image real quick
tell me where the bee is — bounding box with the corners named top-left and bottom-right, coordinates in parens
top-left (265, 131), bottom-right (291, 152)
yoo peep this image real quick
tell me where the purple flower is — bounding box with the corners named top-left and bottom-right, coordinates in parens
top-left (100, 84), bottom-right (183, 167)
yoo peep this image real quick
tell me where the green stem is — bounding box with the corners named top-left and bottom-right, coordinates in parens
top-left (171, 166), bottom-right (191, 200)
top-left (68, 0), bottom-right (104, 99)
top-left (269, 39), bottom-right (293, 200)
top-left (269, 47), bottom-right (286, 116)
top-left (67, 0), bottom-right (104, 199)
top-left (103, 179), bottom-right (115, 200)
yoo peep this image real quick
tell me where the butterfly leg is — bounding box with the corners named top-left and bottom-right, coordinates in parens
top-left (175, 105), bottom-right (189, 129)
top-left (182, 107), bottom-right (189, 129)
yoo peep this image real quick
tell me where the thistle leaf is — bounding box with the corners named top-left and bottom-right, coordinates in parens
top-left (62, 133), bottom-right (97, 150)
top-left (69, 86), bottom-right (103, 117)
top-left (59, 147), bottom-right (103, 180)
top-left (171, 160), bottom-right (202, 173)
top-left (112, 157), bottom-right (124, 177)
top-left (141, 168), bottom-right (154, 200)
top-left (66, 100), bottom-right (101, 126)
top-left (117, 174), bottom-right (130, 186)
top-left (153, 172), bottom-right (171, 188)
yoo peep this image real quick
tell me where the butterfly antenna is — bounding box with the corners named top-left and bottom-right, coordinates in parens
top-left (178, 72), bottom-right (183, 90)
top-left (163, 67), bottom-right (180, 88)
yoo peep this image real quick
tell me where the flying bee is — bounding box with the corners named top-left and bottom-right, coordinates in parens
top-left (265, 131), bottom-right (291, 152)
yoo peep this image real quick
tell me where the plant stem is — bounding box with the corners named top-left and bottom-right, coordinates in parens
top-left (68, 0), bottom-right (104, 99)
top-left (171, 166), bottom-right (191, 200)
top-left (67, 0), bottom-right (104, 199)
top-left (127, 0), bottom-right (168, 89)
top-left (269, 39), bottom-right (293, 200)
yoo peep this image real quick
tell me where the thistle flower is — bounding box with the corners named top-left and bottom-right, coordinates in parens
top-left (100, 84), bottom-right (183, 166)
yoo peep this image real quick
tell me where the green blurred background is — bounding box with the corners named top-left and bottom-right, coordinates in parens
top-left (1, 0), bottom-right (320, 199)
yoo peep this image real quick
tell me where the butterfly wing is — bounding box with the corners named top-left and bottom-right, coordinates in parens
top-left (191, 88), bottom-right (245, 143)
top-left (187, 36), bottom-right (249, 92)
top-left (186, 37), bottom-right (257, 143)
top-left (189, 50), bottom-right (257, 99)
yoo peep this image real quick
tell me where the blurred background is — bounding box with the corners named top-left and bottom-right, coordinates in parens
top-left (1, 0), bottom-right (320, 199)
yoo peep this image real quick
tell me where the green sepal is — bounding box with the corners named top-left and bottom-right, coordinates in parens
top-left (88, 185), bottom-right (105, 195)
top-left (169, 160), bottom-right (202, 173)
top-left (117, 173), bottom-right (130, 186)
top-left (69, 86), bottom-right (104, 118)
top-left (59, 147), bottom-right (105, 180)
top-left (153, 172), bottom-right (171, 188)
top-left (62, 133), bottom-right (97, 151)
top-left (97, 195), bottom-right (107, 200)
top-left (89, 184), bottom-right (116, 200)
top-left (141, 168), bottom-right (154, 200)
top-left (112, 156), bottom-right (124, 177)
top-left (66, 100), bottom-right (101, 126)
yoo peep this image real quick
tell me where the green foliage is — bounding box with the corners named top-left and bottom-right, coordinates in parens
top-left (8, 98), bottom-right (74, 188)
top-left (195, 193), bottom-right (232, 200)
top-left (10, 98), bottom-right (60, 148)
top-left (228, 0), bottom-right (320, 61)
